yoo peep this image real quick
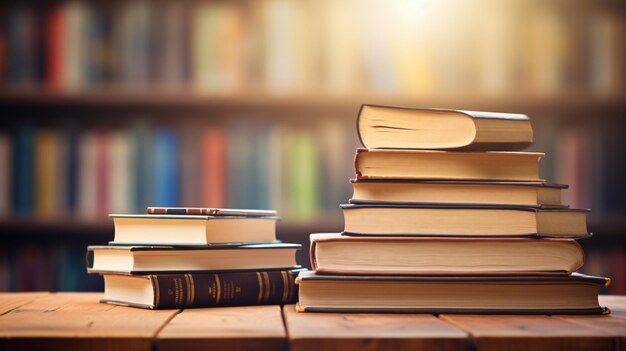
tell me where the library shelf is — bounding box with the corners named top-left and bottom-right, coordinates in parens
top-left (0, 88), bottom-right (625, 119)
top-left (0, 217), bottom-right (621, 240)
top-left (0, 217), bottom-right (345, 239)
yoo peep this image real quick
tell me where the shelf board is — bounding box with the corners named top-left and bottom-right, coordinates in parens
top-left (0, 87), bottom-right (625, 118)
top-left (0, 217), bottom-right (344, 238)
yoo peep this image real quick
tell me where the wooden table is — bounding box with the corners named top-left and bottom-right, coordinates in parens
top-left (0, 293), bottom-right (624, 351)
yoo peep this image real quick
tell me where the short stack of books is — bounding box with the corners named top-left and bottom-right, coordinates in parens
top-left (296, 105), bottom-right (611, 314)
top-left (87, 207), bottom-right (302, 309)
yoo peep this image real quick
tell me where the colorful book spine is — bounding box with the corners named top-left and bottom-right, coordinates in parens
top-left (201, 128), bottom-right (226, 207)
top-left (11, 125), bottom-right (35, 216)
top-left (153, 129), bottom-right (180, 207)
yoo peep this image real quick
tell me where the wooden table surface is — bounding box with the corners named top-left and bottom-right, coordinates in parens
top-left (0, 293), bottom-right (624, 351)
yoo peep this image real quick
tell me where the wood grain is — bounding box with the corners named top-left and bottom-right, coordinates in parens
top-left (0, 293), bottom-right (178, 351)
top-left (157, 305), bottom-right (286, 351)
top-left (0, 292), bottom-right (48, 316)
top-left (441, 314), bottom-right (614, 351)
top-left (284, 305), bottom-right (467, 351)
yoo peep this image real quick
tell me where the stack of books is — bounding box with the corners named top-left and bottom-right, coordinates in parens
top-left (87, 207), bottom-right (302, 309)
top-left (296, 105), bottom-right (610, 314)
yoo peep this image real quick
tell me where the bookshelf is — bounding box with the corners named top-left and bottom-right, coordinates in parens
top-left (1, 0), bottom-right (625, 293)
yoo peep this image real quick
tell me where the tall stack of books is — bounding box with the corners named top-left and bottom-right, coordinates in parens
top-left (296, 105), bottom-right (611, 314)
top-left (87, 207), bottom-right (302, 309)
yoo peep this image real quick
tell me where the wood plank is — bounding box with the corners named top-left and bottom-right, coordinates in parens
top-left (157, 305), bottom-right (285, 351)
top-left (441, 314), bottom-right (614, 351)
top-left (554, 315), bottom-right (626, 351)
top-left (284, 305), bottom-right (468, 351)
top-left (0, 293), bottom-right (179, 351)
top-left (555, 297), bottom-right (626, 351)
top-left (0, 292), bottom-right (49, 316)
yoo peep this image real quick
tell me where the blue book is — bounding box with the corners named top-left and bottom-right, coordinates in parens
top-left (153, 129), bottom-right (180, 207)
top-left (12, 125), bottom-right (35, 216)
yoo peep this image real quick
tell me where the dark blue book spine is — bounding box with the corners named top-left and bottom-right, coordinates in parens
top-left (153, 129), bottom-right (179, 207)
top-left (11, 125), bottom-right (35, 216)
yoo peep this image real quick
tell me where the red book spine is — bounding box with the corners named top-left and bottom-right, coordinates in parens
top-left (202, 128), bottom-right (226, 207)
top-left (46, 7), bottom-right (63, 89)
top-left (95, 131), bottom-right (109, 219)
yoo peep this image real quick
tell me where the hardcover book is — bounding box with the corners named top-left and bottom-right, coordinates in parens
top-left (110, 214), bottom-right (279, 245)
top-left (341, 203), bottom-right (589, 238)
top-left (354, 149), bottom-right (543, 181)
top-left (350, 179), bottom-right (567, 207)
top-left (102, 269), bottom-right (303, 309)
top-left (88, 243), bottom-right (301, 274)
top-left (296, 271), bottom-right (609, 314)
top-left (357, 105), bottom-right (533, 150)
top-left (309, 233), bottom-right (583, 275)
top-left (147, 207), bottom-right (277, 217)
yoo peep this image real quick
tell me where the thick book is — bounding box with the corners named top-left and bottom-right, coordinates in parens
top-left (101, 269), bottom-right (303, 309)
top-left (310, 233), bottom-right (583, 275)
top-left (354, 149), bottom-right (543, 181)
top-left (110, 214), bottom-right (278, 245)
top-left (88, 243), bottom-right (301, 274)
top-left (341, 203), bottom-right (589, 238)
top-left (147, 207), bottom-right (277, 217)
top-left (295, 271), bottom-right (609, 314)
top-left (350, 179), bottom-right (567, 207)
top-left (357, 105), bottom-right (533, 150)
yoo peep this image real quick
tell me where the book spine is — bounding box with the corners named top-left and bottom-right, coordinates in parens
top-left (354, 148), bottom-right (367, 179)
top-left (151, 270), bottom-right (299, 309)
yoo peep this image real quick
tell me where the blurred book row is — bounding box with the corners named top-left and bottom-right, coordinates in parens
top-left (532, 123), bottom-right (626, 216)
top-left (0, 242), bottom-right (103, 291)
top-left (0, 120), bottom-right (356, 223)
top-left (0, 0), bottom-right (624, 96)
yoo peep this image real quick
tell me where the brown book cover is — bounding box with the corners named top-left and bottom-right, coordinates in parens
top-left (147, 207), bottom-right (277, 217)
top-left (101, 268), bottom-right (304, 309)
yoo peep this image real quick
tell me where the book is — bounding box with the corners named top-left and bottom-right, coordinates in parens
top-left (88, 243), bottom-right (301, 274)
top-left (350, 179), bottom-right (566, 207)
top-left (153, 130), bottom-right (180, 207)
top-left (341, 204), bottom-right (589, 238)
top-left (201, 128), bottom-right (226, 208)
top-left (295, 271), bottom-right (609, 314)
top-left (357, 105), bottom-right (533, 150)
top-left (147, 207), bottom-right (277, 217)
top-left (101, 269), bottom-right (302, 309)
top-left (110, 214), bottom-right (278, 245)
top-left (354, 149), bottom-right (543, 181)
top-left (309, 233), bottom-right (583, 275)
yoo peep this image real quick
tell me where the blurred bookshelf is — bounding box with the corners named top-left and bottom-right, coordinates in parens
top-left (0, 0), bottom-right (625, 293)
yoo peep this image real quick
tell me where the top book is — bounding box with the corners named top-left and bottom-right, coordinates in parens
top-left (357, 105), bottom-right (533, 150)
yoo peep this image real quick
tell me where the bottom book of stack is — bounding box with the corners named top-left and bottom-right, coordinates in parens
top-left (296, 271), bottom-right (609, 314)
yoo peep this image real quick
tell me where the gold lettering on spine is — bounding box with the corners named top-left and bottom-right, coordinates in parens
top-left (281, 271), bottom-right (289, 303)
top-left (184, 274), bottom-right (192, 306)
top-left (188, 274), bottom-right (195, 306)
top-left (256, 272), bottom-right (263, 303)
top-left (214, 274), bottom-right (221, 304)
top-left (153, 276), bottom-right (160, 308)
top-left (262, 272), bottom-right (270, 303)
